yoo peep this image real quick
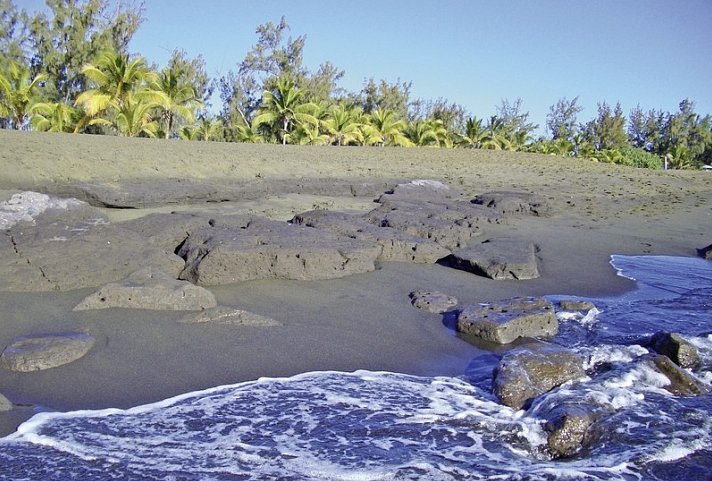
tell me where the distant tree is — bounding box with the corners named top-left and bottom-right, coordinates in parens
top-left (546, 96), bottom-right (582, 141)
top-left (167, 49), bottom-right (213, 110)
top-left (354, 78), bottom-right (412, 120)
top-left (251, 77), bottom-right (318, 144)
top-left (25, 0), bottom-right (144, 103)
top-left (410, 97), bottom-right (468, 135)
top-left (30, 101), bottom-right (81, 132)
top-left (405, 119), bottom-right (442, 147)
top-left (0, 0), bottom-right (30, 70)
top-left (181, 116), bottom-right (223, 142)
top-left (495, 98), bottom-right (538, 144)
top-left (151, 66), bottom-right (202, 138)
top-left (322, 103), bottom-right (363, 146)
top-left (111, 92), bottom-right (160, 137)
top-left (0, 60), bottom-right (46, 129)
top-left (369, 108), bottom-right (412, 147)
top-left (457, 116), bottom-right (487, 148)
top-left (582, 101), bottom-right (628, 150)
top-left (481, 116), bottom-right (513, 150)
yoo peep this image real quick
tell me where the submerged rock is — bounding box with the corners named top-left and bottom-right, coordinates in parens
top-left (647, 331), bottom-right (701, 369)
top-left (559, 300), bottom-right (597, 312)
top-left (73, 268), bottom-right (217, 311)
top-left (641, 354), bottom-right (710, 396)
top-left (492, 345), bottom-right (586, 410)
top-left (0, 332), bottom-right (95, 372)
top-left (180, 306), bottom-right (282, 326)
top-left (457, 297), bottom-right (557, 344)
top-left (409, 290), bottom-right (458, 314)
top-left (543, 404), bottom-right (597, 458)
top-left (447, 238), bottom-right (540, 280)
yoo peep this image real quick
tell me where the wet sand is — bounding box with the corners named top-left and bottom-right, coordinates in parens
top-left (0, 130), bottom-right (710, 435)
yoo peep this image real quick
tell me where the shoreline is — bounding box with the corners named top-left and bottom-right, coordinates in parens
top-left (0, 130), bottom-right (710, 437)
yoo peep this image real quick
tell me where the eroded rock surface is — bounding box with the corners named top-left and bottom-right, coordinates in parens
top-left (641, 354), bottom-right (710, 396)
top-left (471, 191), bottom-right (549, 216)
top-left (0, 332), bottom-right (95, 372)
top-left (493, 345), bottom-right (586, 409)
top-left (74, 268), bottom-right (217, 311)
top-left (647, 331), bottom-right (701, 368)
top-left (457, 297), bottom-right (557, 344)
top-left (447, 238), bottom-right (540, 280)
top-left (409, 290), bottom-right (458, 313)
top-left (180, 306), bottom-right (282, 326)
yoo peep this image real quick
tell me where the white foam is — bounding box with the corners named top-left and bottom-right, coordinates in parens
top-left (0, 191), bottom-right (84, 229)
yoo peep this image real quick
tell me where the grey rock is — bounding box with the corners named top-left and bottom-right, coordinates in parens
top-left (73, 268), bottom-right (217, 311)
top-left (177, 219), bottom-right (382, 284)
top-left (543, 405), bottom-right (596, 458)
top-left (409, 290), bottom-right (458, 313)
top-left (292, 210), bottom-right (450, 263)
top-left (647, 331), bottom-right (701, 369)
top-left (493, 345), bottom-right (586, 409)
top-left (559, 300), bottom-right (597, 311)
top-left (448, 238), bottom-right (540, 280)
top-left (641, 354), bottom-right (710, 396)
top-left (180, 306), bottom-right (282, 326)
top-left (0, 392), bottom-right (12, 412)
top-left (0, 332), bottom-right (95, 372)
top-left (697, 243), bottom-right (712, 260)
top-left (471, 191), bottom-right (549, 216)
top-left (376, 180), bottom-right (457, 204)
top-left (0, 202), bottom-right (184, 292)
top-left (457, 297), bottom-right (558, 344)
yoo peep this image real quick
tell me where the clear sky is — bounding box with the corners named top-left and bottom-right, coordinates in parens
top-left (19, 0), bottom-right (712, 133)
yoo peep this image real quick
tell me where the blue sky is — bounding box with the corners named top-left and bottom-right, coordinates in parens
top-left (20, 0), bottom-right (712, 133)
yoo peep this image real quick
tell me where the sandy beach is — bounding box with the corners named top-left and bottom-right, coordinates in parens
top-left (0, 129), bottom-right (710, 436)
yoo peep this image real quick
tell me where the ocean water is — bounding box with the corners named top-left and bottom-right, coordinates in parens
top-left (0, 256), bottom-right (710, 481)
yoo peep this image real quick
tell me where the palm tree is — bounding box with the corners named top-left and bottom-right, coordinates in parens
top-left (107, 93), bottom-right (161, 137)
top-left (369, 108), bottom-right (412, 147)
top-left (0, 61), bottom-right (46, 130)
top-left (75, 51), bottom-right (166, 132)
top-left (251, 78), bottom-right (318, 144)
top-left (457, 116), bottom-right (487, 148)
top-left (232, 123), bottom-right (265, 143)
top-left (152, 67), bottom-right (202, 138)
top-left (405, 119), bottom-right (439, 147)
top-left (30, 101), bottom-right (81, 132)
top-left (481, 116), bottom-right (513, 150)
top-left (323, 103), bottom-right (363, 146)
top-left (290, 122), bottom-right (330, 145)
top-left (181, 117), bottom-right (223, 142)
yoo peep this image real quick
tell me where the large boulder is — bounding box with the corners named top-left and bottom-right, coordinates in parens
top-left (457, 297), bottom-right (558, 344)
top-left (0, 198), bottom-right (183, 291)
top-left (177, 219), bottom-right (382, 284)
top-left (0, 332), bottom-right (95, 372)
top-left (646, 331), bottom-right (701, 368)
top-left (447, 238), bottom-right (540, 280)
top-left (73, 268), bottom-right (217, 311)
top-left (542, 404), bottom-right (597, 458)
top-left (409, 290), bottom-right (458, 314)
top-left (493, 345), bottom-right (586, 409)
top-left (471, 191), bottom-right (549, 216)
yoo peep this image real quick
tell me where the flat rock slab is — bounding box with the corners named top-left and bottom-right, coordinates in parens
top-left (0, 332), bottom-right (95, 372)
top-left (457, 297), bottom-right (557, 344)
top-left (471, 191), bottom-right (549, 216)
top-left (177, 219), bottom-right (382, 284)
top-left (0, 200), bottom-right (183, 292)
top-left (73, 268), bottom-right (217, 311)
top-left (376, 180), bottom-right (458, 204)
top-left (180, 306), bottom-right (282, 326)
top-left (409, 290), bottom-right (458, 313)
top-left (493, 345), bottom-right (586, 409)
top-left (448, 238), bottom-right (540, 280)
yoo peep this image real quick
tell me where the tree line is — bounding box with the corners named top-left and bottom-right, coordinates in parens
top-left (1, 0), bottom-right (711, 170)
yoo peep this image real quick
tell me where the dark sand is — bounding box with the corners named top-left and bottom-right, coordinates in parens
top-left (0, 130), bottom-right (710, 435)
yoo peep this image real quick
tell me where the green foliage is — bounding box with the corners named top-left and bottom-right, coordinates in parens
top-left (0, 60), bottom-right (46, 129)
top-left (582, 101), bottom-right (628, 150)
top-left (30, 101), bottom-right (81, 132)
top-left (618, 146), bottom-right (662, 169)
top-left (546, 96), bottom-right (582, 141)
top-left (251, 77), bottom-right (318, 144)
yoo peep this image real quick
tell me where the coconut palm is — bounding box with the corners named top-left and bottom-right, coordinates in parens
top-left (290, 122), bottom-right (330, 145)
top-left (369, 108), bottom-right (412, 147)
top-left (232, 123), bottom-right (265, 143)
top-left (481, 116), bottom-right (513, 150)
top-left (457, 116), bottom-right (487, 148)
top-left (75, 51), bottom-right (166, 132)
top-left (405, 119), bottom-right (440, 147)
top-left (251, 78), bottom-right (319, 144)
top-left (323, 103), bottom-right (363, 146)
top-left (30, 101), bottom-right (81, 132)
top-left (181, 117), bottom-right (223, 142)
top-left (152, 67), bottom-right (202, 138)
top-left (0, 61), bottom-right (47, 130)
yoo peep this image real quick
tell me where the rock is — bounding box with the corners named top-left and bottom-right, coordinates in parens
top-left (492, 345), bottom-right (586, 409)
top-left (376, 180), bottom-right (457, 204)
top-left (559, 300), bottom-right (597, 311)
top-left (0, 191), bottom-right (85, 229)
top-left (457, 297), bottom-right (558, 344)
top-left (641, 354), bottom-right (710, 396)
top-left (697, 243), bottom-right (712, 260)
top-left (543, 405), bottom-right (596, 458)
top-left (0, 392), bottom-right (12, 412)
top-left (180, 306), bottom-right (282, 326)
top-left (292, 210), bottom-right (451, 263)
top-left (647, 331), bottom-right (701, 369)
top-left (73, 268), bottom-right (217, 311)
top-left (447, 238), bottom-right (540, 280)
top-left (0, 201), bottom-right (184, 292)
top-left (471, 191), bottom-right (549, 216)
top-left (409, 290), bottom-right (458, 313)
top-left (177, 219), bottom-right (382, 284)
top-left (0, 333), bottom-right (95, 372)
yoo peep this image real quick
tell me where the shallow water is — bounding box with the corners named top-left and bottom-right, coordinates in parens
top-left (0, 256), bottom-right (710, 480)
